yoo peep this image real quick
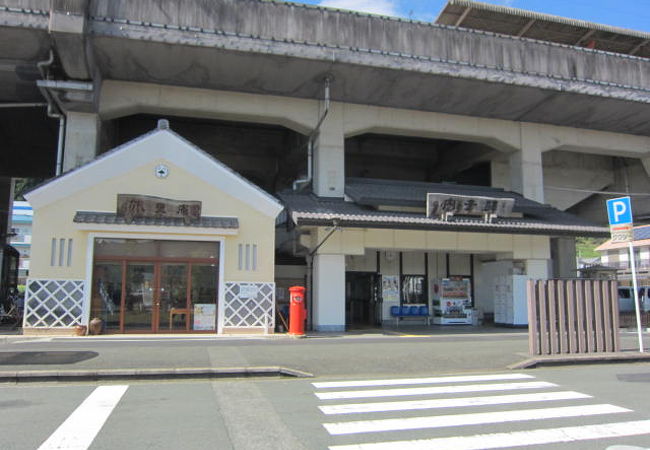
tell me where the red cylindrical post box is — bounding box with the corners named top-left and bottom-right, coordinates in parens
top-left (288, 286), bottom-right (306, 336)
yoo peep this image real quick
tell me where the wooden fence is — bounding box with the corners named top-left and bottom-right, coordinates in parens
top-left (527, 279), bottom-right (620, 355)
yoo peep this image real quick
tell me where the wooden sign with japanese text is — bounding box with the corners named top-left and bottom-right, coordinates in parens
top-left (426, 193), bottom-right (514, 220)
top-left (117, 194), bottom-right (202, 224)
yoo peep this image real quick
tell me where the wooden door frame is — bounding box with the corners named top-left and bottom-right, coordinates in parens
top-left (86, 233), bottom-right (224, 334)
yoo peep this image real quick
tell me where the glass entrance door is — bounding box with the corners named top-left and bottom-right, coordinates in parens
top-left (160, 264), bottom-right (189, 332)
top-left (123, 263), bottom-right (155, 332)
top-left (92, 238), bottom-right (220, 333)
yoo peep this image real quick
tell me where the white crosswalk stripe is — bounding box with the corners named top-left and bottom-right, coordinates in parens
top-left (312, 373), bottom-right (535, 389)
top-left (38, 385), bottom-right (129, 450)
top-left (319, 391), bottom-right (591, 415)
top-left (316, 381), bottom-right (556, 400)
top-left (311, 373), bottom-right (650, 449)
top-left (328, 420), bottom-right (650, 450)
top-left (324, 404), bottom-right (630, 435)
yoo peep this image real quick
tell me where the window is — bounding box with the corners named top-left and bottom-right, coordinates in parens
top-left (237, 243), bottom-right (258, 272)
top-left (401, 275), bottom-right (427, 304)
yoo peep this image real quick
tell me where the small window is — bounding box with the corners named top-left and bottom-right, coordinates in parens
top-left (50, 238), bottom-right (57, 266)
top-left (59, 238), bottom-right (65, 266)
top-left (67, 239), bottom-right (73, 266)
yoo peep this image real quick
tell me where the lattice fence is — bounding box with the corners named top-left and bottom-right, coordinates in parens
top-left (24, 279), bottom-right (85, 328)
top-left (223, 282), bottom-right (275, 329)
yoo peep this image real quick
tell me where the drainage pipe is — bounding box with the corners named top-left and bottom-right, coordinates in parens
top-left (36, 50), bottom-right (65, 176)
top-left (292, 76), bottom-right (332, 191)
top-left (0, 103), bottom-right (47, 108)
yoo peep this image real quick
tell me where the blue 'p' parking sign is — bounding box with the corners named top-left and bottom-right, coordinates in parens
top-left (606, 196), bottom-right (633, 226)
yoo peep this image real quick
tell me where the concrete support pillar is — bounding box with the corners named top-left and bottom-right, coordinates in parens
top-left (312, 253), bottom-right (345, 331)
top-left (313, 104), bottom-right (345, 197)
top-left (510, 123), bottom-right (545, 203)
top-left (0, 177), bottom-right (12, 244)
top-left (63, 112), bottom-right (100, 172)
top-left (551, 237), bottom-right (577, 278)
top-left (0, 177), bottom-right (13, 296)
top-left (490, 155), bottom-right (511, 191)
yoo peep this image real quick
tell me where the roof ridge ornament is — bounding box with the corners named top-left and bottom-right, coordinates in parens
top-left (157, 119), bottom-right (170, 130)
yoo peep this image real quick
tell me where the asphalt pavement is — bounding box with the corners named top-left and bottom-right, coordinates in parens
top-left (0, 325), bottom-right (649, 382)
top-left (4, 364), bottom-right (650, 449)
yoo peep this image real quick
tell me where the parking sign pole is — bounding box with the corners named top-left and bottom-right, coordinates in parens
top-left (607, 197), bottom-right (644, 353)
top-left (628, 241), bottom-right (644, 352)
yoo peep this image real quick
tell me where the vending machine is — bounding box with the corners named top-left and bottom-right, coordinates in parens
top-left (431, 277), bottom-right (472, 325)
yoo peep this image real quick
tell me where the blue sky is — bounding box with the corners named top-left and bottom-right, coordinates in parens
top-left (294, 0), bottom-right (650, 32)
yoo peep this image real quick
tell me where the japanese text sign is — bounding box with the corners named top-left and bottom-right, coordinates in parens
top-left (117, 194), bottom-right (202, 225)
top-left (606, 197), bottom-right (634, 243)
top-left (426, 193), bottom-right (514, 219)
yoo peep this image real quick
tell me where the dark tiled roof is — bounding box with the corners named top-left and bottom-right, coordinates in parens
top-left (74, 212), bottom-right (239, 229)
top-left (278, 178), bottom-right (609, 237)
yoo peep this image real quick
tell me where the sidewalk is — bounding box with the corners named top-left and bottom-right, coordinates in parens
top-left (0, 325), bottom-right (648, 382)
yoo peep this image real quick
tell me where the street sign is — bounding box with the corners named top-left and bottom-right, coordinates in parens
top-left (610, 224), bottom-right (634, 244)
top-left (605, 196), bottom-right (643, 353)
top-left (607, 197), bottom-right (634, 244)
top-left (606, 196), bottom-right (633, 226)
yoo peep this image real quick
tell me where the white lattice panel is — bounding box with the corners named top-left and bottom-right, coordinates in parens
top-left (24, 279), bottom-right (85, 328)
top-left (224, 282), bottom-right (275, 328)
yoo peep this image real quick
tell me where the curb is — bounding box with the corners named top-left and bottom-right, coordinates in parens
top-left (0, 366), bottom-right (314, 383)
top-left (509, 352), bottom-right (650, 369)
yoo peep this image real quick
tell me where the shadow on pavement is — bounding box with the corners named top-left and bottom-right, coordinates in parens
top-left (0, 351), bottom-right (99, 365)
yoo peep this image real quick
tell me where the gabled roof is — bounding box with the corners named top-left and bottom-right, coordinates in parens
top-left (596, 224), bottom-right (650, 251)
top-left (25, 123), bottom-right (284, 219)
top-left (279, 178), bottom-right (608, 237)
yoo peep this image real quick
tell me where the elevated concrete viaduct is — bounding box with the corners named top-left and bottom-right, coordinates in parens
top-left (2, 0), bottom-right (650, 315)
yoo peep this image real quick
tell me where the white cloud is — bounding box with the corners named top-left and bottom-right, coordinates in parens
top-left (318, 0), bottom-right (399, 16)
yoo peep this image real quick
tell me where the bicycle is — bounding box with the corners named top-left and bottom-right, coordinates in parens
top-left (0, 289), bottom-right (23, 327)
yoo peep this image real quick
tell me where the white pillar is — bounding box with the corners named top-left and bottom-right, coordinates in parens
top-left (313, 104), bottom-right (345, 197)
top-left (63, 112), bottom-right (100, 173)
top-left (312, 253), bottom-right (346, 331)
top-left (510, 123), bottom-right (545, 203)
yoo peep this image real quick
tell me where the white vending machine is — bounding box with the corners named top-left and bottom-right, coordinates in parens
top-left (431, 277), bottom-right (472, 325)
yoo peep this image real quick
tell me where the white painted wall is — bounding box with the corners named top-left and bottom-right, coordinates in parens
top-left (402, 252), bottom-right (425, 275)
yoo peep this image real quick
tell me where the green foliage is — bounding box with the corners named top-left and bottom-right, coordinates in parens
top-left (13, 178), bottom-right (44, 201)
top-left (576, 236), bottom-right (607, 259)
